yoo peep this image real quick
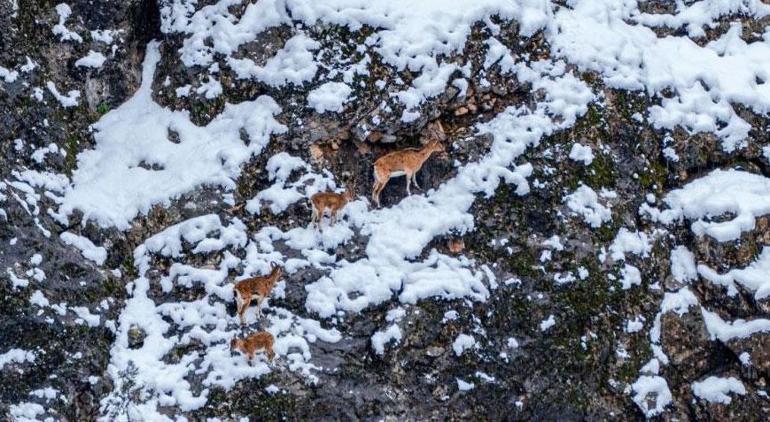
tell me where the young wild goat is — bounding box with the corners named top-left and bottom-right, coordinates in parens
top-left (371, 138), bottom-right (445, 207)
top-left (233, 262), bottom-right (283, 324)
top-left (230, 331), bottom-right (275, 363)
top-left (309, 187), bottom-right (354, 227)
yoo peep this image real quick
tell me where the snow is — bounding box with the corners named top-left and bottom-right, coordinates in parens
top-left (54, 17), bottom-right (598, 384)
top-left (698, 247), bottom-right (770, 300)
top-left (52, 3), bottom-right (83, 43)
top-left (46, 81), bottom-right (80, 108)
top-left (167, 0), bottom-right (551, 71)
top-left (31, 143), bottom-right (61, 164)
top-left (540, 315), bottom-right (556, 332)
top-left (245, 153), bottom-right (335, 216)
top-left (640, 359), bottom-right (660, 376)
top-left (60, 232), bottom-right (107, 265)
top-left (164, 0), bottom-right (552, 119)
top-left (91, 29), bottom-right (117, 44)
top-left (457, 378), bottom-right (475, 391)
top-left (650, 288), bottom-right (700, 344)
top-left (301, 60), bottom-right (592, 319)
top-left (30, 254), bottom-right (43, 266)
top-left (452, 334), bottom-right (476, 356)
top-left (0, 348), bottom-right (36, 370)
top-left (607, 229), bottom-right (651, 262)
top-left (631, 375), bottom-right (672, 417)
top-left (442, 310), bottom-right (459, 323)
top-left (30, 290), bottom-right (50, 307)
top-left (649, 82), bottom-right (750, 152)
top-left (307, 82), bottom-right (353, 114)
top-left (568, 143), bottom-right (594, 165)
top-left (228, 34), bottom-right (320, 87)
top-left (542, 235), bottom-right (564, 251)
top-left (19, 57), bottom-right (36, 73)
top-left (7, 268), bottom-right (29, 289)
top-left (644, 169), bottom-right (770, 242)
top-left (739, 352), bottom-right (751, 365)
top-left (195, 76), bottom-right (223, 99)
top-left (371, 324), bottom-right (402, 355)
top-left (9, 402), bottom-right (45, 421)
top-left (30, 387), bottom-right (59, 400)
top-left (663, 146), bottom-right (679, 162)
top-left (702, 308), bottom-right (770, 342)
top-left (692, 376), bottom-right (746, 405)
top-left (670, 246), bottom-right (697, 283)
top-left (0, 65), bottom-right (19, 83)
top-left (60, 42), bottom-right (287, 230)
top-left (475, 371), bottom-right (495, 383)
top-left (75, 51), bottom-right (107, 68)
top-left (32, 1), bottom-right (770, 418)
top-left (625, 316), bottom-right (645, 334)
top-left (101, 213), bottom-right (342, 417)
top-left (564, 185), bottom-right (611, 228)
top-left (619, 264), bottom-right (642, 290)
top-left (551, 0), bottom-right (770, 151)
top-left (72, 306), bottom-right (101, 327)
top-left (634, 0), bottom-right (770, 37)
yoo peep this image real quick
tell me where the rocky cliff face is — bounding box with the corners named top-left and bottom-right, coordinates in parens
top-left (2, 1), bottom-right (770, 420)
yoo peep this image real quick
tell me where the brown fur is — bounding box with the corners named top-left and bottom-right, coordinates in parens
top-left (372, 138), bottom-right (445, 207)
top-left (230, 331), bottom-right (275, 362)
top-left (310, 188), bottom-right (354, 226)
top-left (233, 263), bottom-right (283, 324)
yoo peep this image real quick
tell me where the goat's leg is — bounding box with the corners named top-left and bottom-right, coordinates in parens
top-left (412, 173), bottom-right (421, 190)
top-left (239, 296), bottom-right (252, 325)
top-left (256, 296), bottom-right (266, 317)
top-left (405, 172), bottom-right (412, 196)
top-left (235, 293), bottom-right (243, 319)
top-left (372, 180), bottom-right (384, 207)
top-left (310, 206), bottom-right (318, 227)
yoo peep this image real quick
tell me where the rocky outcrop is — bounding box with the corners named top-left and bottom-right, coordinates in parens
top-left (2, 1), bottom-right (770, 420)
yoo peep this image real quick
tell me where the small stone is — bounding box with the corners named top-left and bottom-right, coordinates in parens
top-left (167, 128), bottom-right (181, 144)
top-left (454, 106), bottom-right (469, 116)
top-left (309, 144), bottom-right (324, 163)
top-left (128, 325), bottom-right (146, 349)
top-left (447, 238), bottom-right (465, 254)
top-left (426, 346), bottom-right (445, 357)
top-left (367, 131), bottom-right (384, 142)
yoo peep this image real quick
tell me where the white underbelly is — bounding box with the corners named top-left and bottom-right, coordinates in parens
top-left (389, 171), bottom-right (406, 178)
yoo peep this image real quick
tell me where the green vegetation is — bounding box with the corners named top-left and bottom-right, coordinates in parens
top-left (64, 135), bottom-right (79, 176)
top-left (97, 102), bottom-right (111, 115)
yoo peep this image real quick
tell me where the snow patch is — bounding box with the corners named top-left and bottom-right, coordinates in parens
top-left (307, 82), bottom-right (353, 114)
top-left (692, 376), bottom-right (746, 405)
top-left (60, 232), bottom-right (107, 265)
top-left (75, 51), bottom-right (107, 68)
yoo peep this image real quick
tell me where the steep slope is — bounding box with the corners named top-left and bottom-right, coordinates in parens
top-left (2, 1), bottom-right (770, 420)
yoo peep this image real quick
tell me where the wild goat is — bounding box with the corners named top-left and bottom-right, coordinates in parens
top-left (310, 188), bottom-right (354, 227)
top-left (231, 331), bottom-right (275, 363)
top-left (372, 138), bottom-right (445, 207)
top-left (233, 262), bottom-right (283, 324)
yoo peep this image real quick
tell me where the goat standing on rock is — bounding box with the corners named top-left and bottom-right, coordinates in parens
top-left (371, 138), bottom-right (445, 207)
top-left (309, 187), bottom-right (355, 227)
top-left (231, 331), bottom-right (275, 363)
top-left (233, 262), bottom-right (283, 324)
